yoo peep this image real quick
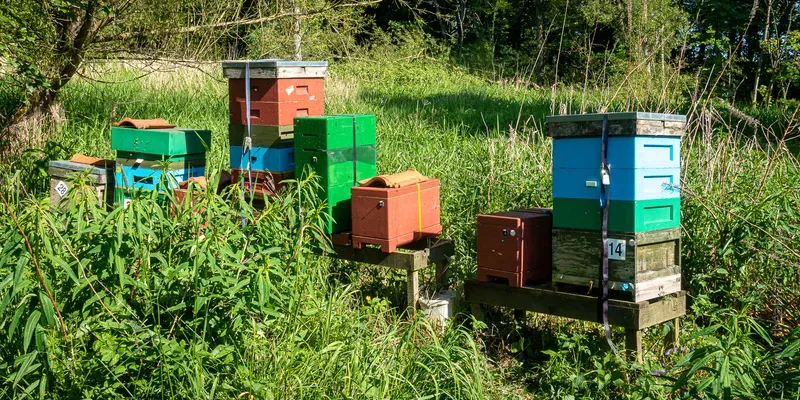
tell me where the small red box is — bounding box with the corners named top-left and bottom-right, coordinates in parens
top-left (477, 208), bottom-right (552, 287)
top-left (228, 78), bottom-right (324, 103)
top-left (351, 179), bottom-right (442, 253)
top-left (230, 169), bottom-right (294, 198)
top-left (229, 100), bottom-right (324, 126)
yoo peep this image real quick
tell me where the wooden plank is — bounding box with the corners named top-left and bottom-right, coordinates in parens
top-left (625, 329), bottom-right (644, 362)
top-left (407, 269), bottom-right (419, 314)
top-left (547, 118), bottom-right (686, 138)
top-left (636, 291), bottom-right (686, 329)
top-left (464, 280), bottom-right (686, 330)
top-left (223, 66), bottom-right (328, 79)
top-left (464, 279), bottom-right (639, 328)
top-left (634, 273), bottom-right (682, 302)
top-left (322, 239), bottom-right (454, 271)
top-left (665, 317), bottom-right (680, 348)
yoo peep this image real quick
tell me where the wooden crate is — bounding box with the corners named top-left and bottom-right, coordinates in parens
top-left (48, 160), bottom-right (114, 208)
top-left (115, 160), bottom-right (205, 191)
top-left (111, 127), bottom-right (211, 156)
top-left (350, 179), bottom-right (442, 253)
top-left (552, 227), bottom-right (681, 302)
top-left (552, 197), bottom-right (681, 232)
top-left (228, 78), bottom-right (324, 103)
top-left (229, 99), bottom-right (324, 126)
top-left (476, 208), bottom-right (552, 287)
top-left (294, 115), bottom-right (377, 150)
top-left (228, 124), bottom-right (294, 148)
top-left (230, 144), bottom-right (294, 173)
top-left (546, 112), bottom-right (686, 138)
top-left (222, 60), bottom-right (328, 79)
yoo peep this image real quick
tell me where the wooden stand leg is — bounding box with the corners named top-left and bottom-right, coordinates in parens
top-left (666, 317), bottom-right (680, 348)
top-left (406, 269), bottom-right (419, 316)
top-left (513, 309), bottom-right (526, 323)
top-left (625, 329), bottom-right (643, 363)
top-left (435, 260), bottom-right (449, 290)
top-left (470, 303), bottom-right (486, 323)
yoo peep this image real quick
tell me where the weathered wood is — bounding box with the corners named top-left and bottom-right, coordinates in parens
top-left (552, 228), bottom-right (681, 302)
top-left (435, 260), bottom-right (449, 290)
top-left (223, 66), bottom-right (328, 80)
top-left (407, 269), bottom-right (419, 315)
top-left (625, 329), bottom-right (644, 362)
top-left (546, 113), bottom-right (686, 138)
top-left (464, 279), bottom-right (686, 330)
top-left (471, 303), bottom-right (486, 323)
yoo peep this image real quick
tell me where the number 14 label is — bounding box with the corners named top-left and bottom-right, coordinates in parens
top-left (607, 239), bottom-right (626, 260)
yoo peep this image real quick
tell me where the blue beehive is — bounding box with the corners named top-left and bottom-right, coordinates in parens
top-left (230, 145), bottom-right (294, 173)
top-left (546, 112), bottom-right (687, 302)
top-left (547, 112), bottom-right (686, 233)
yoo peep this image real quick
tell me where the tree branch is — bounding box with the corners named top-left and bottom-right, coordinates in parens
top-left (93, 0), bottom-right (380, 44)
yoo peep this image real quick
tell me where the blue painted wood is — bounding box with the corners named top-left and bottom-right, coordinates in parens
top-left (552, 167), bottom-right (681, 200)
top-left (116, 165), bottom-right (205, 191)
top-left (230, 145), bottom-right (294, 172)
top-left (553, 136), bottom-right (681, 169)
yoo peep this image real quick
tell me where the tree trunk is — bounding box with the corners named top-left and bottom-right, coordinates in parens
top-left (752, 0), bottom-right (771, 104)
top-left (293, 0), bottom-right (302, 61)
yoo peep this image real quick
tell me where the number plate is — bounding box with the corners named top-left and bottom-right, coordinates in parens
top-left (607, 238), bottom-right (627, 260)
top-left (55, 181), bottom-right (69, 198)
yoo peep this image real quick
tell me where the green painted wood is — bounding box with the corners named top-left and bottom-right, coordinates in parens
top-left (115, 157), bottom-right (206, 170)
top-left (553, 197), bottom-right (681, 232)
top-left (115, 151), bottom-right (206, 162)
top-left (319, 183), bottom-right (355, 234)
top-left (463, 279), bottom-right (687, 330)
top-left (295, 145), bottom-right (377, 187)
top-left (294, 115), bottom-right (377, 150)
top-left (111, 127), bottom-right (212, 156)
top-left (228, 124), bottom-right (294, 148)
top-left (546, 112), bottom-right (686, 138)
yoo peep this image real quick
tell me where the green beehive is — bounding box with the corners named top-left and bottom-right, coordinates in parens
top-left (294, 115), bottom-right (377, 150)
top-left (294, 114), bottom-right (378, 235)
top-left (111, 127), bottom-right (212, 156)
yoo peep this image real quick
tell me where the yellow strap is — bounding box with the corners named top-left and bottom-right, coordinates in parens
top-left (416, 183), bottom-right (423, 235)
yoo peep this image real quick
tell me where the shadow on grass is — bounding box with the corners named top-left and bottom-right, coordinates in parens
top-left (358, 88), bottom-right (555, 138)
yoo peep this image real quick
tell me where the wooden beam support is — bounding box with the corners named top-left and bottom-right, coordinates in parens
top-left (464, 279), bottom-right (685, 330)
top-left (625, 329), bottom-right (643, 363)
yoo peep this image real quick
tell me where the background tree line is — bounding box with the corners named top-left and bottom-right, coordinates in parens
top-left (1, 0), bottom-right (799, 135)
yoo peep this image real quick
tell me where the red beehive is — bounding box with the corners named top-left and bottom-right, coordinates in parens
top-left (350, 178), bottom-right (442, 253)
top-left (230, 169), bottom-right (294, 198)
top-left (477, 208), bottom-right (552, 287)
top-left (229, 100), bottom-right (324, 127)
top-left (228, 78), bottom-right (324, 104)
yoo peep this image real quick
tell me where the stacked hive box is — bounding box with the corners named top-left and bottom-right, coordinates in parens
top-left (111, 126), bottom-right (211, 207)
top-left (222, 59), bottom-right (328, 196)
top-left (294, 115), bottom-right (377, 234)
top-left (476, 208), bottom-right (553, 287)
top-left (546, 112), bottom-right (685, 302)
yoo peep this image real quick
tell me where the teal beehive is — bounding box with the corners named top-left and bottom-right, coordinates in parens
top-left (546, 112), bottom-right (686, 302)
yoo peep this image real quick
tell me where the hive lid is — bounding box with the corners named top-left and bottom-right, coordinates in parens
top-left (546, 112), bottom-right (686, 138)
top-left (222, 59), bottom-right (328, 79)
top-left (546, 112), bottom-right (686, 123)
top-left (111, 126), bottom-right (212, 156)
top-left (48, 160), bottom-right (111, 179)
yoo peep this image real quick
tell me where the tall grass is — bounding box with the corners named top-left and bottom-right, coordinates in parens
top-left (1, 57), bottom-right (799, 398)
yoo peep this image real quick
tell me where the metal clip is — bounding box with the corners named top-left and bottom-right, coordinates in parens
top-left (243, 136), bottom-right (252, 151)
top-left (601, 167), bottom-right (610, 186)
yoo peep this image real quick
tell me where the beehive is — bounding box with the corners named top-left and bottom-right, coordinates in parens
top-left (48, 160), bottom-right (114, 209)
top-left (350, 179), bottom-right (442, 253)
top-left (476, 208), bottom-right (552, 287)
top-left (546, 112), bottom-right (685, 301)
top-left (230, 144), bottom-right (294, 173)
top-left (229, 124), bottom-right (293, 148)
top-left (111, 126), bottom-right (209, 205)
top-left (230, 169), bottom-right (294, 198)
top-left (294, 115), bottom-right (378, 234)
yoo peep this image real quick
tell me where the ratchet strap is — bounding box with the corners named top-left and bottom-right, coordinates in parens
top-left (599, 113), bottom-right (618, 356)
top-left (241, 61), bottom-right (254, 228)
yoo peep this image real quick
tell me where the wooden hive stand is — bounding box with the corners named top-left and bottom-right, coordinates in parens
top-left (464, 279), bottom-right (686, 362)
top-left (320, 237), bottom-right (454, 315)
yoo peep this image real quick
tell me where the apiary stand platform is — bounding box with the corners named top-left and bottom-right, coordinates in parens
top-left (464, 279), bottom-right (685, 361)
top-left (323, 238), bottom-right (454, 315)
